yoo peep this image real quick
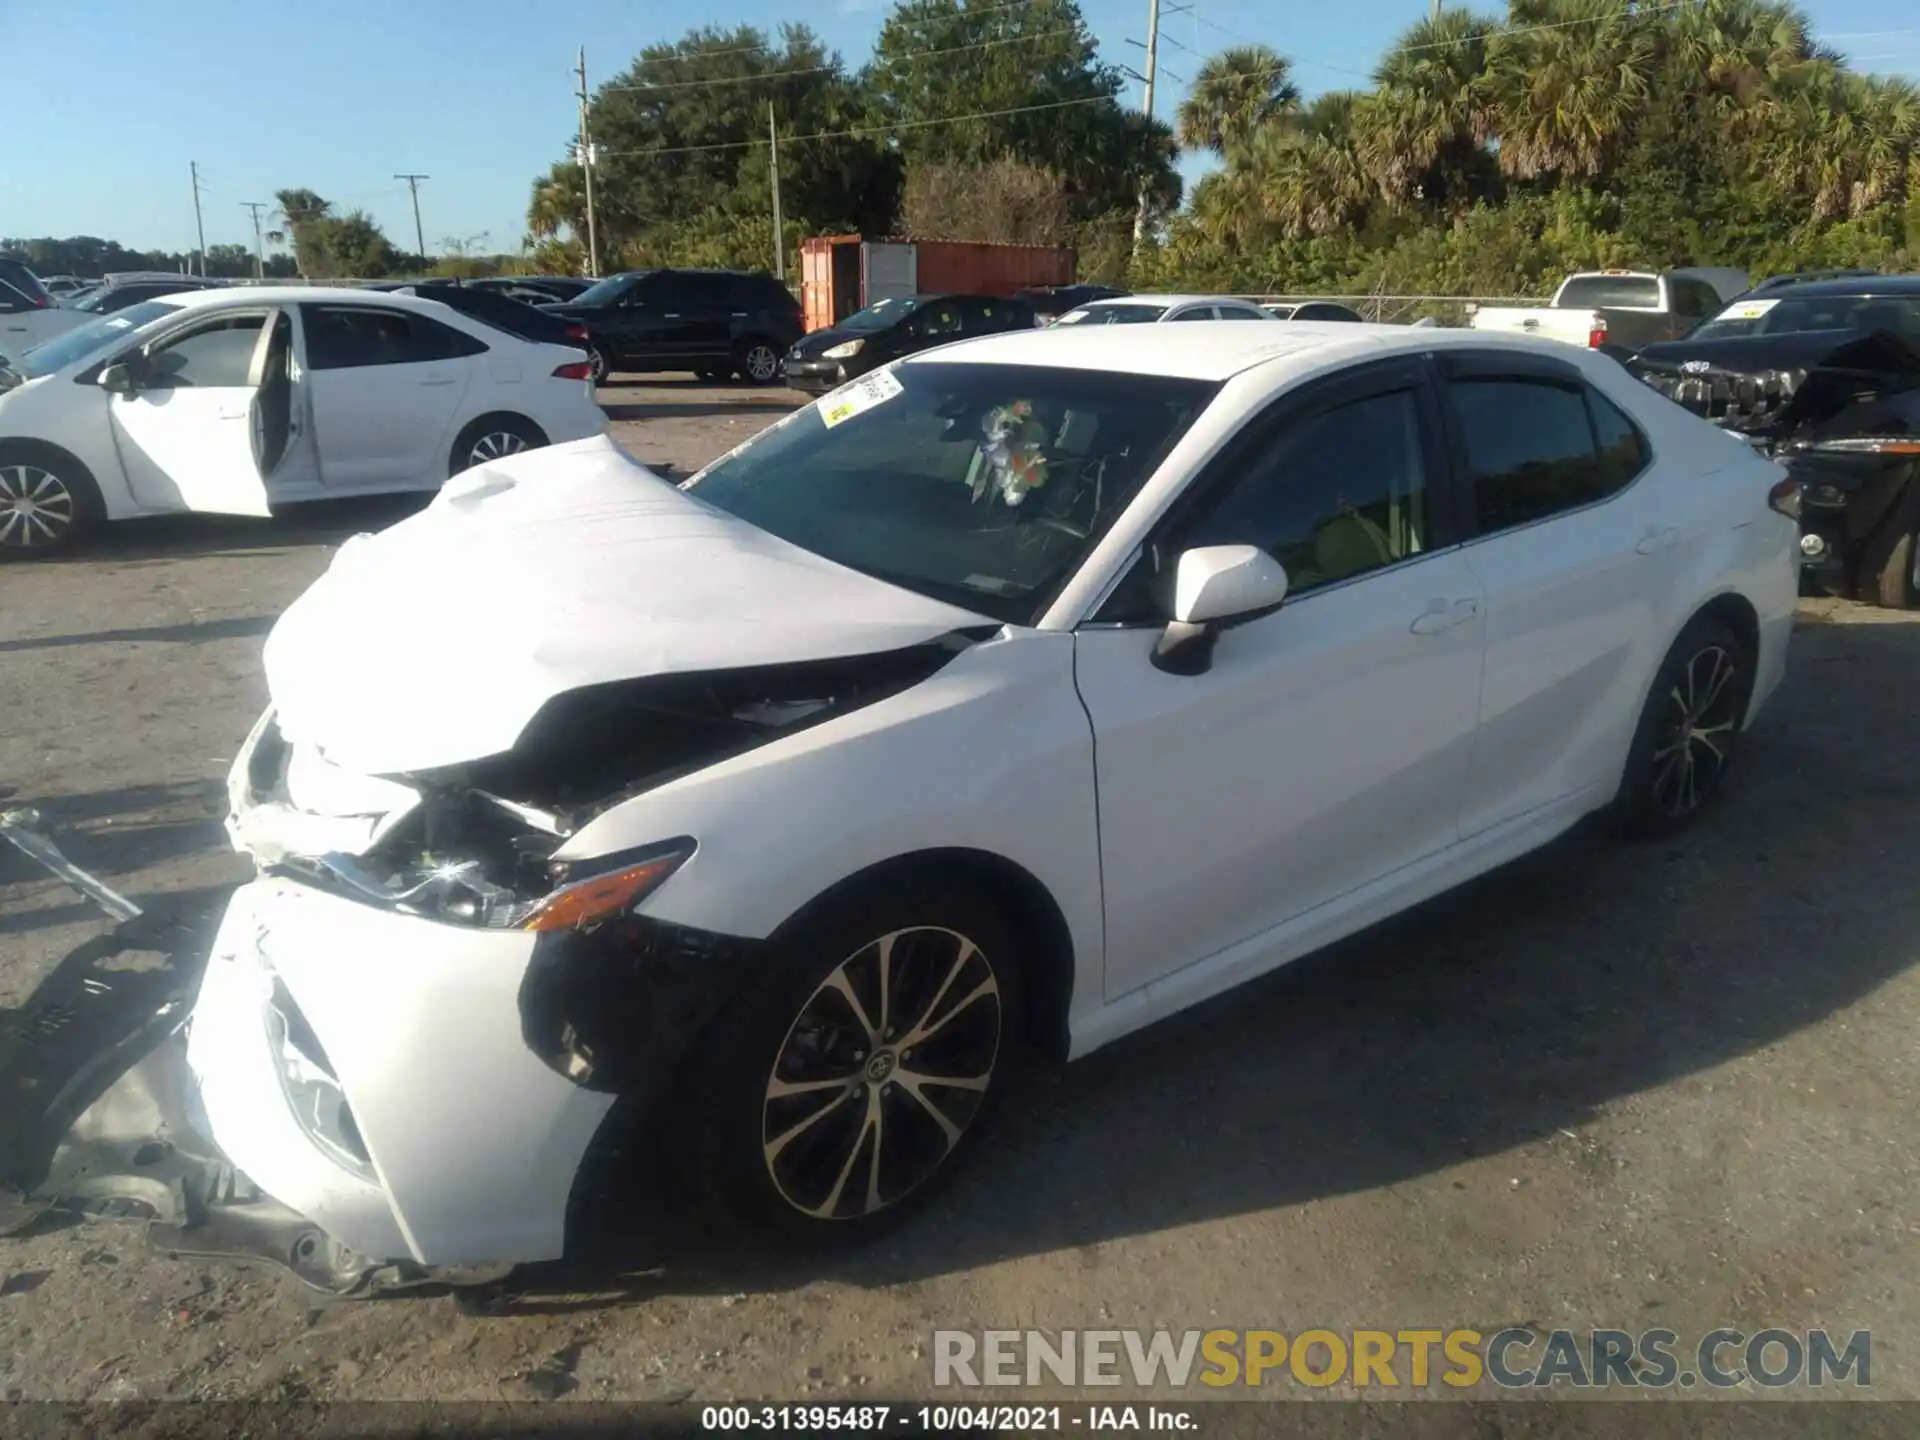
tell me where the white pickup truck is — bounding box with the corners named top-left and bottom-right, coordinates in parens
top-left (1468, 268), bottom-right (1750, 356)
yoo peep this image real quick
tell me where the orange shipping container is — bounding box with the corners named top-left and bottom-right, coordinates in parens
top-left (799, 236), bottom-right (1075, 332)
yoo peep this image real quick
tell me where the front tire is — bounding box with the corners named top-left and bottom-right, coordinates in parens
top-left (1605, 614), bottom-right (1752, 839)
top-left (1853, 482), bottom-right (1920, 610)
top-left (693, 878), bottom-right (1025, 1248)
top-left (448, 415), bottom-right (548, 477)
top-left (0, 451), bottom-right (103, 558)
top-left (734, 339), bottom-right (782, 386)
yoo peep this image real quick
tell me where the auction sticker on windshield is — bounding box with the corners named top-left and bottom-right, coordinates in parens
top-left (820, 367), bottom-right (903, 429)
top-left (1719, 298), bottom-right (1779, 321)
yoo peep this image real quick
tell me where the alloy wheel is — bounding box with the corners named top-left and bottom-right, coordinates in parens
top-left (468, 431), bottom-right (530, 467)
top-left (588, 348), bottom-right (608, 384)
top-left (0, 464), bottom-right (76, 550)
top-left (743, 344), bottom-right (780, 382)
top-left (761, 926), bottom-right (1002, 1221)
top-left (1651, 644), bottom-right (1740, 818)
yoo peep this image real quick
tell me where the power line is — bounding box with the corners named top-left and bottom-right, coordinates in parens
top-left (602, 27), bottom-right (1081, 94)
top-left (595, 94), bottom-right (1114, 160)
top-left (668, 0), bottom-right (1074, 61)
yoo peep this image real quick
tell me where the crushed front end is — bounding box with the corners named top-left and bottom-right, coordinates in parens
top-left (1629, 329), bottom-right (1920, 598)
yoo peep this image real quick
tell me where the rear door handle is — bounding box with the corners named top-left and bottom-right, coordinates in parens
top-left (1636, 525), bottom-right (1680, 555)
top-left (1410, 598), bottom-right (1480, 635)
top-left (418, 376), bottom-right (458, 387)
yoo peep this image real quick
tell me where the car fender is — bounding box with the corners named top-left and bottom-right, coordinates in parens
top-left (553, 628), bottom-right (1107, 1029)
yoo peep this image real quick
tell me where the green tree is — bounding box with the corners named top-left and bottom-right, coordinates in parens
top-left (868, 0), bottom-right (1171, 220)
top-left (272, 188), bottom-right (335, 278)
top-left (1482, 0), bottom-right (1658, 183)
top-left (1174, 44), bottom-right (1298, 159)
top-left (530, 24), bottom-right (898, 272)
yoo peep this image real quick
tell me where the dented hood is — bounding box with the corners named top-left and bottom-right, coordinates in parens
top-left (263, 435), bottom-right (992, 776)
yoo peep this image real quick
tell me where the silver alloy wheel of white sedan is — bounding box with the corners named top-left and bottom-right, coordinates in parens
top-left (468, 430), bottom-right (531, 467)
top-left (0, 463), bottom-right (77, 550)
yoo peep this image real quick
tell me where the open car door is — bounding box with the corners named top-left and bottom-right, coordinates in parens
top-left (106, 308), bottom-right (289, 517)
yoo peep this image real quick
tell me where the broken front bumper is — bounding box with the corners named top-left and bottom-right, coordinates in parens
top-left (185, 877), bottom-right (618, 1273)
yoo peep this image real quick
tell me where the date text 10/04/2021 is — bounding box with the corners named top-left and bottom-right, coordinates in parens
top-left (699, 1406), bottom-right (1195, 1431)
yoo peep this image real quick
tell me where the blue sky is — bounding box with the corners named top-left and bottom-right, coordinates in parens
top-left (2, 0), bottom-right (1917, 257)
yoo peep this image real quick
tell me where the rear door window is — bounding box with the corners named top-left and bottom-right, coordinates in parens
top-left (1444, 371), bottom-right (1645, 533)
top-left (302, 306), bottom-right (484, 369)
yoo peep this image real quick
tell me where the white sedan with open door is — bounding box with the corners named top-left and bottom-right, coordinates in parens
top-left (0, 286), bottom-right (606, 555)
top-left (10, 322), bottom-right (1800, 1294)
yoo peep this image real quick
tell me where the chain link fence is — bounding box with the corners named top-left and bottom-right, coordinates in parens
top-left (1238, 293), bottom-right (1545, 326)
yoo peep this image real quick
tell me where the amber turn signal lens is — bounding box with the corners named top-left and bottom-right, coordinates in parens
top-left (521, 856), bottom-right (685, 932)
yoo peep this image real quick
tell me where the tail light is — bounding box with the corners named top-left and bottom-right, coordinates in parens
top-left (1587, 313), bottom-right (1607, 348)
top-left (1767, 477), bottom-right (1802, 521)
top-left (552, 360), bottom-right (593, 380)
top-left (563, 323), bottom-right (589, 344)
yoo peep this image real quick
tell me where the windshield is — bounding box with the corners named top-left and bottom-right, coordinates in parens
top-left (18, 301), bottom-right (181, 377)
top-left (682, 360), bottom-right (1220, 624)
top-left (835, 296), bottom-right (924, 333)
top-left (1056, 303), bottom-right (1168, 326)
top-left (1690, 293), bottom-right (1920, 342)
top-left (1556, 276), bottom-right (1661, 310)
top-left (571, 273), bottom-right (642, 307)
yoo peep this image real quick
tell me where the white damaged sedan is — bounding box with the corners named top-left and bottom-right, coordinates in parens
top-left (145, 322), bottom-right (1798, 1288)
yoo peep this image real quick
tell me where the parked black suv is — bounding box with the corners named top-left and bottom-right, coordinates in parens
top-left (547, 269), bottom-right (803, 385)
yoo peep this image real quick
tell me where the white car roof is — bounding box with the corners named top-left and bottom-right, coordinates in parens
top-left (1080, 294), bottom-right (1246, 308)
top-left (903, 320), bottom-right (1608, 383)
top-left (159, 285), bottom-right (442, 312)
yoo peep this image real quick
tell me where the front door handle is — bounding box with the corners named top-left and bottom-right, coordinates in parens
top-left (215, 404), bottom-right (249, 420)
top-left (1410, 598), bottom-right (1480, 635)
top-left (418, 376), bottom-right (458, 387)
top-left (1636, 525), bottom-right (1680, 555)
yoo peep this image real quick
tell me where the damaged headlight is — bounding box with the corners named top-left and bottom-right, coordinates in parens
top-left (299, 831), bottom-right (696, 934)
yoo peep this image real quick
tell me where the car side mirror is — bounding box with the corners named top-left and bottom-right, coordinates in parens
top-left (98, 361), bottom-right (138, 394)
top-left (1151, 545), bottom-right (1290, 676)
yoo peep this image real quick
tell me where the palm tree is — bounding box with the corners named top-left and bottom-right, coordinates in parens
top-left (1483, 0), bottom-right (1658, 182)
top-left (270, 188), bottom-right (333, 279)
top-left (1358, 8), bottom-right (1499, 207)
top-left (1194, 92), bottom-right (1371, 242)
top-left (526, 163), bottom-right (587, 242)
top-left (1175, 45), bottom-right (1300, 159)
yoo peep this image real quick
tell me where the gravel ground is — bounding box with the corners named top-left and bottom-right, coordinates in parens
top-left (0, 379), bottom-right (1915, 1407)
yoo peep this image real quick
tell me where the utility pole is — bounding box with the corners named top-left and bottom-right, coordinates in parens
top-left (240, 201), bottom-right (268, 279)
top-left (190, 161), bottom-right (209, 277)
top-left (577, 46), bottom-right (602, 278)
top-left (768, 102), bottom-right (785, 280)
top-left (1130, 0), bottom-right (1162, 254)
top-left (395, 174), bottom-right (430, 261)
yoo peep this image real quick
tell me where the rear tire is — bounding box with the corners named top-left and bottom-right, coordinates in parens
top-left (0, 449), bottom-right (103, 558)
top-left (689, 878), bottom-right (1027, 1250)
top-left (1605, 614), bottom-right (1752, 839)
top-left (1853, 482), bottom-right (1920, 610)
top-left (448, 414), bottom-right (548, 477)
